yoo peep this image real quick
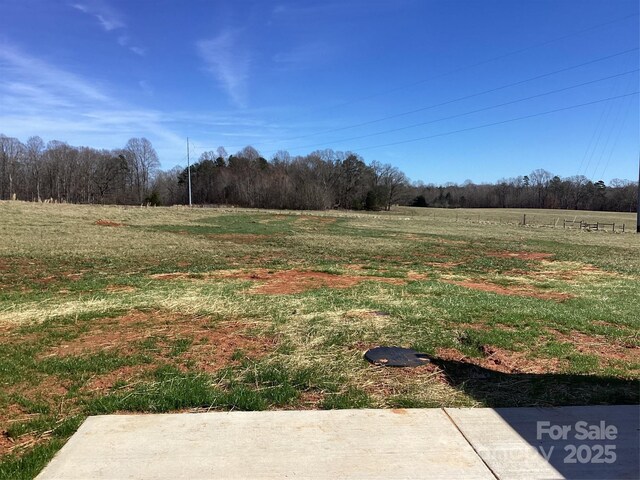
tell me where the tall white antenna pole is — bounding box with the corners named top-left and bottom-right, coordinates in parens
top-left (187, 137), bottom-right (192, 207)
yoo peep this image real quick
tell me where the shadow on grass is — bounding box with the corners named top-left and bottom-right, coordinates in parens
top-left (429, 357), bottom-right (639, 407)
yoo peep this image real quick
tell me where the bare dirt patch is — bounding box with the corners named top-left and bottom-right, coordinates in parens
top-left (524, 261), bottom-right (618, 282)
top-left (445, 280), bottom-right (573, 302)
top-left (294, 390), bottom-right (325, 410)
top-left (84, 365), bottom-right (153, 393)
top-left (8, 376), bottom-right (70, 400)
top-left (0, 404), bottom-right (31, 455)
top-left (247, 270), bottom-right (405, 294)
top-left (95, 219), bottom-right (124, 227)
top-left (546, 329), bottom-right (640, 367)
top-left (0, 257), bottom-right (49, 289)
top-left (1, 431), bottom-right (52, 457)
top-left (2, 377), bottom-right (72, 445)
top-left (40, 312), bottom-right (276, 378)
top-left (436, 346), bottom-right (567, 374)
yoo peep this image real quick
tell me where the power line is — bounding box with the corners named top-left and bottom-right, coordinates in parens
top-left (599, 91), bottom-right (634, 179)
top-left (581, 79), bottom-right (622, 177)
top-left (277, 69), bottom-right (639, 153)
top-left (590, 83), bottom-right (629, 179)
top-left (300, 12), bottom-right (640, 115)
top-left (343, 91), bottom-right (639, 153)
top-left (576, 97), bottom-right (610, 176)
top-left (193, 47), bottom-right (638, 153)
top-left (283, 48), bottom-right (639, 143)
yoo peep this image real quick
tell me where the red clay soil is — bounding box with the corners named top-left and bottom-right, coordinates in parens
top-left (546, 329), bottom-right (640, 367)
top-left (436, 346), bottom-right (567, 374)
top-left (488, 251), bottom-right (554, 261)
top-left (8, 376), bottom-right (70, 400)
top-left (0, 258), bottom-right (47, 289)
top-left (445, 280), bottom-right (573, 302)
top-left (94, 219), bottom-right (124, 227)
top-left (1, 376), bottom-right (72, 455)
top-left (84, 365), bottom-right (153, 393)
top-left (39, 311), bottom-right (277, 388)
top-left (247, 270), bottom-right (405, 294)
top-left (291, 390), bottom-right (326, 410)
top-left (0, 404), bottom-right (29, 455)
top-left (524, 264), bottom-right (616, 281)
top-left (0, 401), bottom-right (57, 456)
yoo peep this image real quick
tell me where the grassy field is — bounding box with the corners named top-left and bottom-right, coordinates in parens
top-left (0, 201), bottom-right (638, 478)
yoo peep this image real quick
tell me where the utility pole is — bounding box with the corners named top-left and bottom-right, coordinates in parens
top-left (187, 138), bottom-right (192, 207)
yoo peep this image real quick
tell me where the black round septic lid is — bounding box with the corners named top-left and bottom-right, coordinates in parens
top-left (364, 346), bottom-right (431, 367)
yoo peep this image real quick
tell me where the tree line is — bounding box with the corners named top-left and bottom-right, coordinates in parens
top-left (0, 135), bottom-right (159, 205)
top-left (0, 134), bottom-right (636, 212)
top-left (410, 170), bottom-right (638, 212)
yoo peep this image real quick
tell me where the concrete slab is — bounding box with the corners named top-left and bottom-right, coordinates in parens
top-left (37, 409), bottom-right (495, 480)
top-left (446, 405), bottom-right (640, 479)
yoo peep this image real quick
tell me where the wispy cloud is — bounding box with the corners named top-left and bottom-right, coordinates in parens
top-left (196, 30), bottom-right (250, 108)
top-left (71, 1), bottom-right (145, 55)
top-left (129, 46), bottom-right (146, 56)
top-left (0, 43), bottom-right (109, 103)
top-left (0, 42), bottom-right (182, 161)
top-left (0, 43), bottom-right (292, 166)
top-left (71, 0), bottom-right (124, 31)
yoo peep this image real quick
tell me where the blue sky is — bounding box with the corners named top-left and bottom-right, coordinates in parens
top-left (1, 0), bottom-right (638, 184)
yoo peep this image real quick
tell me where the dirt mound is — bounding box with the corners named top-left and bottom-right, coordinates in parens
top-left (445, 280), bottom-right (573, 302)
